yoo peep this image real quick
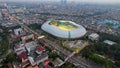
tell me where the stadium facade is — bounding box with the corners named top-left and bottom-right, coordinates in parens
top-left (41, 20), bottom-right (87, 39)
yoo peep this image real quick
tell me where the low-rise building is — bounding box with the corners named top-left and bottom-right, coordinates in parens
top-left (18, 51), bottom-right (27, 59)
top-left (14, 28), bottom-right (23, 36)
top-left (28, 56), bottom-right (36, 66)
top-left (36, 46), bottom-right (45, 55)
top-left (14, 45), bottom-right (27, 59)
top-left (104, 40), bottom-right (117, 45)
top-left (35, 54), bottom-right (48, 65)
top-left (25, 41), bottom-right (38, 53)
top-left (21, 34), bottom-right (35, 44)
top-left (27, 65), bottom-right (39, 68)
top-left (21, 59), bottom-right (29, 68)
top-left (7, 62), bottom-right (13, 68)
top-left (53, 58), bottom-right (64, 67)
top-left (88, 33), bottom-right (99, 41)
top-left (14, 46), bottom-right (26, 55)
top-left (28, 54), bottom-right (48, 66)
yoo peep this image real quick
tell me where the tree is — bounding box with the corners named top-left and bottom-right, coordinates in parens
top-left (6, 53), bottom-right (16, 62)
top-left (89, 54), bottom-right (113, 68)
top-left (82, 47), bottom-right (93, 58)
top-left (114, 51), bottom-right (120, 61)
top-left (1, 64), bottom-right (8, 68)
top-left (115, 61), bottom-right (120, 68)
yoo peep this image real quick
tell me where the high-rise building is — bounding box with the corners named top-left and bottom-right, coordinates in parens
top-left (61, 0), bottom-right (67, 4)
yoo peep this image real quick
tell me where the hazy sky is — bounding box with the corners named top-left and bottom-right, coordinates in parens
top-left (1, 0), bottom-right (120, 4)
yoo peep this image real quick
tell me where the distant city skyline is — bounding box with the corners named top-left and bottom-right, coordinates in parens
top-left (0, 0), bottom-right (120, 4)
top-left (61, 0), bottom-right (67, 4)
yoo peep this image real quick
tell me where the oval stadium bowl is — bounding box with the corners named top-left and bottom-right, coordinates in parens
top-left (41, 20), bottom-right (87, 39)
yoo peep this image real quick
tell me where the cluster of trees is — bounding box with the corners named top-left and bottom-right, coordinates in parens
top-left (48, 52), bottom-right (59, 60)
top-left (82, 45), bottom-right (114, 68)
top-left (82, 32), bottom-right (120, 68)
top-left (98, 32), bottom-right (120, 43)
top-left (0, 25), bottom-right (9, 55)
top-left (60, 62), bottom-right (77, 68)
top-left (1, 53), bottom-right (16, 68)
top-left (28, 23), bottom-right (42, 30)
top-left (0, 25), bottom-right (16, 68)
top-left (89, 54), bottom-right (113, 68)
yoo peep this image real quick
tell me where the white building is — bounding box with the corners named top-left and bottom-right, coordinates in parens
top-left (88, 33), bottom-right (99, 41)
top-left (104, 40), bottom-right (116, 45)
top-left (21, 34), bottom-right (34, 41)
top-left (14, 28), bottom-right (23, 35)
top-left (14, 46), bottom-right (26, 55)
top-left (28, 54), bottom-right (48, 66)
top-left (28, 56), bottom-right (36, 66)
top-left (25, 41), bottom-right (38, 53)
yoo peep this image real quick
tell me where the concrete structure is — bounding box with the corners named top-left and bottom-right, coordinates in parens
top-left (104, 40), bottom-right (116, 45)
top-left (1, 9), bottom-right (8, 16)
top-left (53, 58), bottom-right (64, 67)
top-left (27, 65), bottom-right (39, 68)
top-left (41, 20), bottom-right (86, 39)
top-left (88, 33), bottom-right (99, 41)
top-left (21, 60), bottom-right (29, 68)
top-left (14, 46), bottom-right (26, 55)
top-left (25, 41), bottom-right (38, 53)
top-left (14, 45), bottom-right (27, 59)
top-left (28, 56), bottom-right (36, 66)
top-left (64, 40), bottom-right (88, 53)
top-left (28, 54), bottom-right (48, 66)
top-left (14, 28), bottom-right (23, 35)
top-left (21, 34), bottom-right (35, 44)
top-left (36, 46), bottom-right (45, 55)
top-left (35, 54), bottom-right (48, 65)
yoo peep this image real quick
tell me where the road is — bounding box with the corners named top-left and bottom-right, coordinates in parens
top-left (45, 39), bottom-right (103, 68)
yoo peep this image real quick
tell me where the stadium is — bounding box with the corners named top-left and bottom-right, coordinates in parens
top-left (41, 20), bottom-right (87, 39)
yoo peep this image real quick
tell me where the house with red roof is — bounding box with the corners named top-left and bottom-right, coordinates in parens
top-left (18, 51), bottom-right (27, 59)
top-left (27, 65), bottom-right (39, 68)
top-left (7, 62), bottom-right (13, 68)
top-left (36, 46), bottom-right (45, 55)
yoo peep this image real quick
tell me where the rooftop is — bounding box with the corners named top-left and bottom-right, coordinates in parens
top-left (27, 65), bottom-right (39, 68)
top-left (89, 33), bottom-right (99, 38)
top-left (53, 58), bottom-right (64, 67)
top-left (21, 60), bottom-right (29, 67)
top-left (104, 40), bottom-right (117, 45)
top-left (35, 54), bottom-right (48, 62)
top-left (25, 41), bottom-right (38, 52)
top-left (18, 51), bottom-right (27, 59)
top-left (49, 20), bottom-right (78, 31)
top-left (36, 46), bottom-right (45, 52)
